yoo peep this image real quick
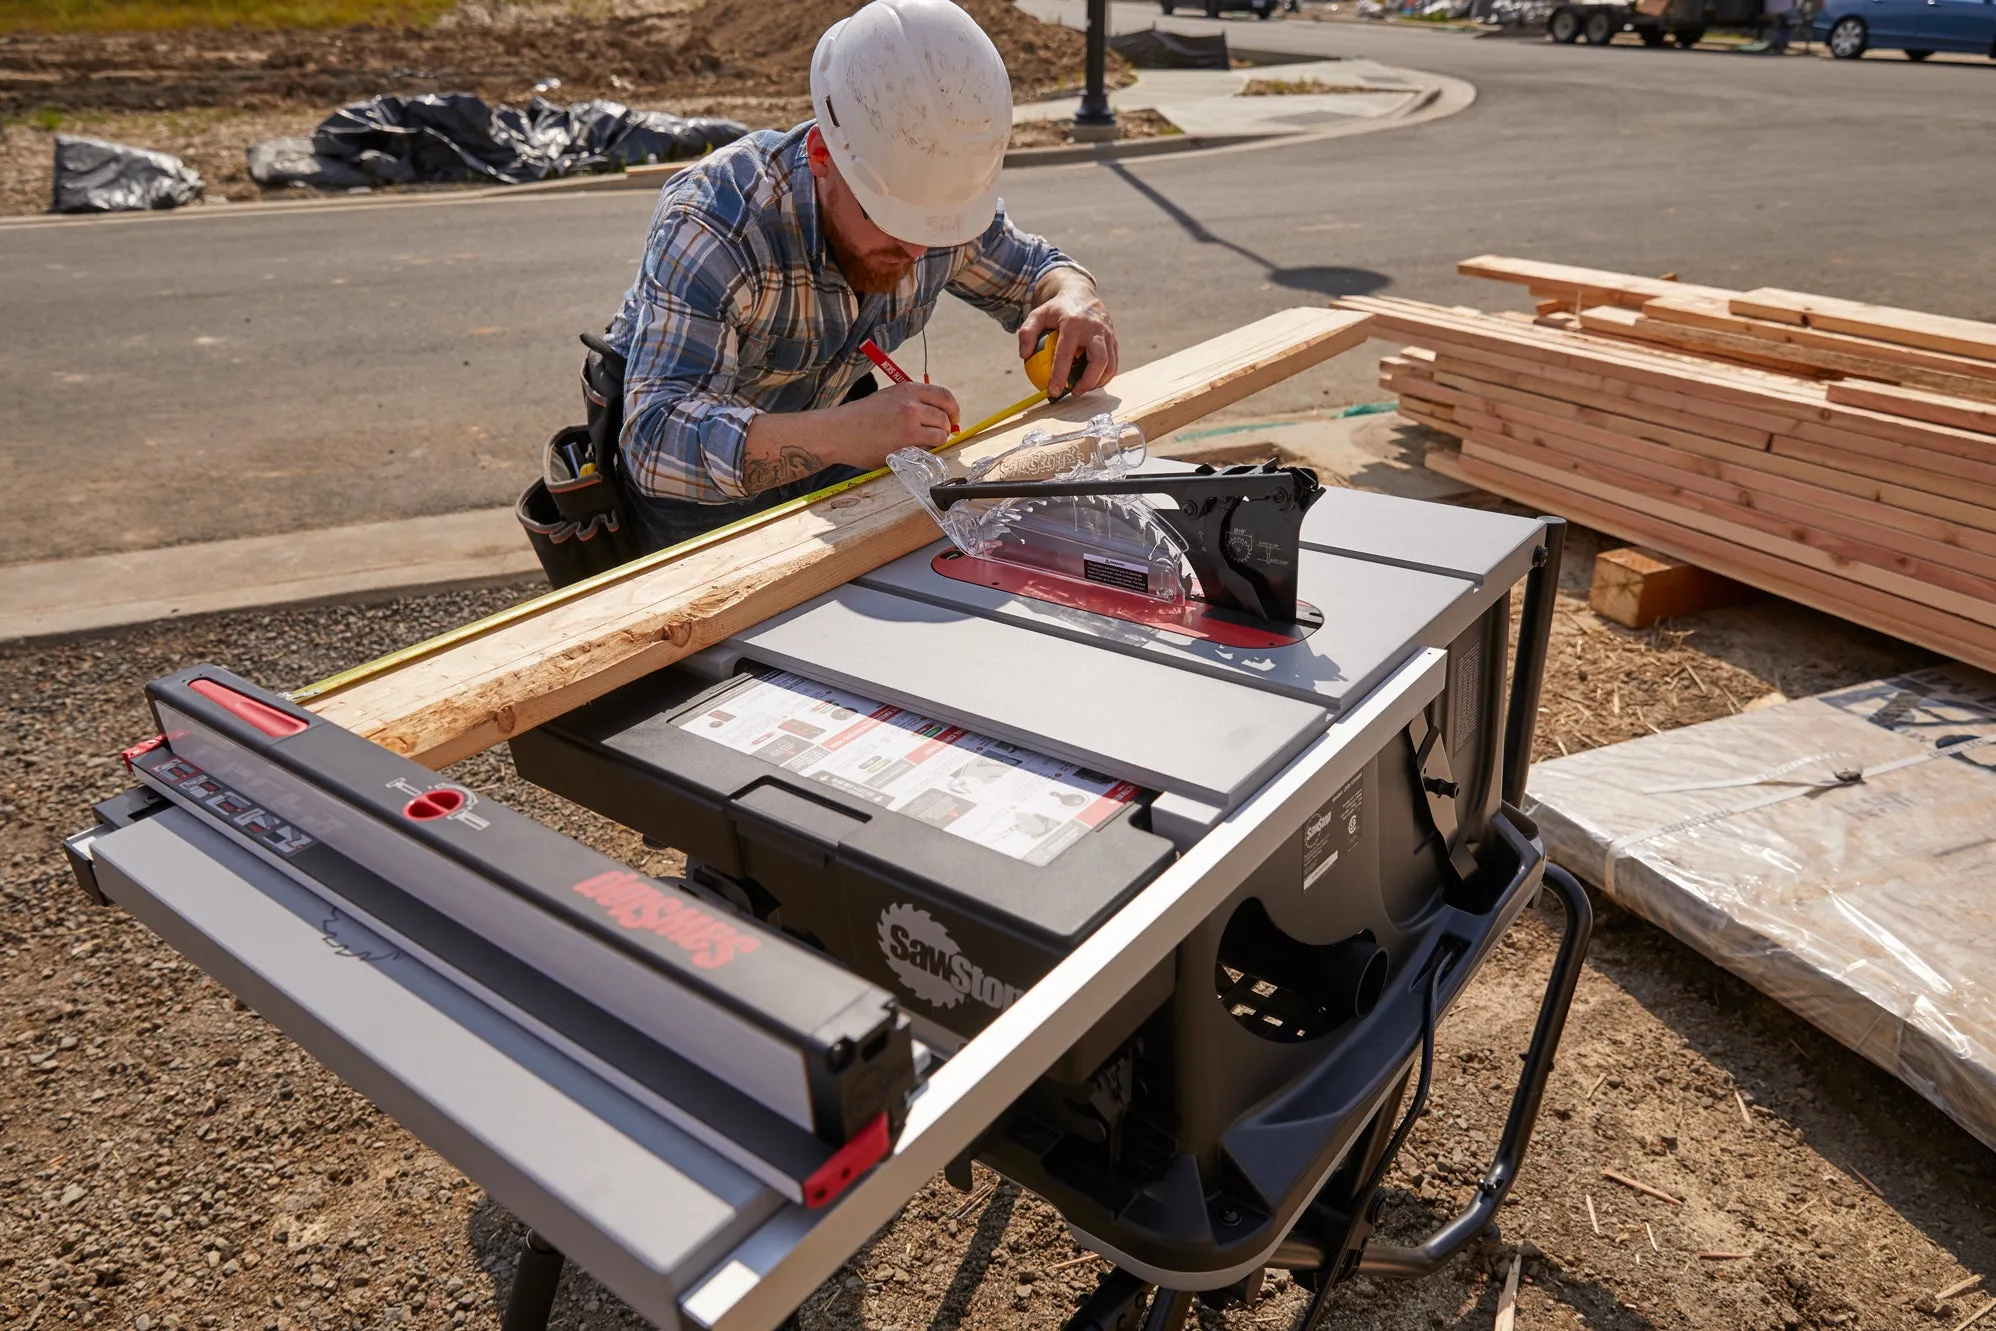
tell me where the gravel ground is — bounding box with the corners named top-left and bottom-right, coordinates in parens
top-left (3, 527), bottom-right (1994, 1331)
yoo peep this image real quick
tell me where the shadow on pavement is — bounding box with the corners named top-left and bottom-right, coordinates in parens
top-left (1104, 160), bottom-right (1392, 297)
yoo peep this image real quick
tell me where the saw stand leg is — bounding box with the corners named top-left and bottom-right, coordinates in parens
top-left (1142, 1288), bottom-right (1196, 1330)
top-left (501, 1231), bottom-right (564, 1331)
top-left (498, 1230), bottom-right (803, 1331)
top-left (1064, 1268), bottom-right (1195, 1331)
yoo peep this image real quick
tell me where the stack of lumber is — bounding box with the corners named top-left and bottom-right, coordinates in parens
top-left (1462, 255), bottom-right (1996, 400)
top-left (1341, 260), bottom-right (1996, 673)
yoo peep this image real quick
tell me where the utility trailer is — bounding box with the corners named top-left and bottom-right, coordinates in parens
top-left (1546, 0), bottom-right (1766, 46)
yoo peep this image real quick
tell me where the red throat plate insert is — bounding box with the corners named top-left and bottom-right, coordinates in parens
top-left (931, 551), bottom-right (1317, 649)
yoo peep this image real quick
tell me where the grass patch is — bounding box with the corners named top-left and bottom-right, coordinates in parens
top-left (1240, 77), bottom-right (1380, 95)
top-left (0, 0), bottom-right (454, 32)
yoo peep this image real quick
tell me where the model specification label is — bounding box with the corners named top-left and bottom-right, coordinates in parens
top-left (1302, 772), bottom-right (1364, 889)
top-left (681, 672), bottom-right (1140, 865)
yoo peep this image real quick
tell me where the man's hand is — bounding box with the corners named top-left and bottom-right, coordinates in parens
top-left (837, 380), bottom-right (962, 457)
top-left (1017, 270), bottom-right (1118, 399)
top-left (739, 380), bottom-right (961, 494)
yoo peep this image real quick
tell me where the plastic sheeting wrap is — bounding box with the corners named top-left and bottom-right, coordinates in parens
top-left (52, 135), bottom-right (204, 213)
top-left (247, 94), bottom-right (749, 189)
top-left (1527, 665), bottom-right (1996, 1151)
top-left (1107, 29), bottom-right (1230, 69)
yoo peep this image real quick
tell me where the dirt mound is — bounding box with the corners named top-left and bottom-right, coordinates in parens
top-left (683, 0), bottom-right (1094, 97)
top-left (0, 0), bottom-right (1092, 117)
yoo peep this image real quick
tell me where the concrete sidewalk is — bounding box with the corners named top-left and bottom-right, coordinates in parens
top-left (1014, 57), bottom-right (1435, 138)
top-left (0, 508), bottom-right (537, 643)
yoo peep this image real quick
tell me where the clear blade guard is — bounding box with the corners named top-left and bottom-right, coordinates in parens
top-left (888, 414), bottom-right (1189, 606)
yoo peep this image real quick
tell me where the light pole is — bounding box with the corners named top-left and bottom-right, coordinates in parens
top-left (1072, 0), bottom-right (1118, 141)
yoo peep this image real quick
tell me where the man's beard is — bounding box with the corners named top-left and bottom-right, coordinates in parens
top-left (827, 228), bottom-right (916, 294)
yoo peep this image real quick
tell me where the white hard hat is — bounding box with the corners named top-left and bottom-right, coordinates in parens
top-left (810, 0), bottom-right (1013, 248)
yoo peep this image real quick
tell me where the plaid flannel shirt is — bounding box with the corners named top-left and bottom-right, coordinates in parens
top-left (604, 124), bottom-right (1087, 503)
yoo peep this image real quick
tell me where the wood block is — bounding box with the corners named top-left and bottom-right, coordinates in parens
top-left (1589, 545), bottom-right (1752, 627)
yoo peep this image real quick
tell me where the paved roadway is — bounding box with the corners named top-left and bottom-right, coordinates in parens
top-left (7, 15), bottom-right (1996, 562)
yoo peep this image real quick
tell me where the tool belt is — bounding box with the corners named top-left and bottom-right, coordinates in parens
top-left (517, 333), bottom-right (644, 588)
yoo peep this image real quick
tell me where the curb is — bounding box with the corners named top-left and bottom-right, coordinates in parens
top-left (0, 507), bottom-right (539, 645)
top-left (1004, 130), bottom-right (1277, 168)
top-left (1003, 62), bottom-right (1467, 173)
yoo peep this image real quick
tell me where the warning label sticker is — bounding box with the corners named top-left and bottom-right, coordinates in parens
top-left (679, 672), bottom-right (1141, 866)
top-left (1302, 772), bottom-right (1364, 889)
top-left (1082, 553), bottom-right (1154, 594)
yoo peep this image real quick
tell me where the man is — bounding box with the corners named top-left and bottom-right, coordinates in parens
top-left (1762, 0), bottom-right (1795, 51)
top-left (602, 0), bottom-right (1119, 552)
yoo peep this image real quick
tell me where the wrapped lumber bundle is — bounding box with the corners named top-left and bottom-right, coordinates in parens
top-left (1340, 264), bottom-right (1996, 674)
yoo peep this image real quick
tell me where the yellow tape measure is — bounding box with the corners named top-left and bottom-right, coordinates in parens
top-left (291, 388), bottom-right (1052, 704)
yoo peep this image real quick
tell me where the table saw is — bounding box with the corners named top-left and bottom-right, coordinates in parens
top-left (65, 437), bottom-right (1590, 1331)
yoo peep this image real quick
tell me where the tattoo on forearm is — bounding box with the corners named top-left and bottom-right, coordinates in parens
top-left (741, 444), bottom-right (827, 494)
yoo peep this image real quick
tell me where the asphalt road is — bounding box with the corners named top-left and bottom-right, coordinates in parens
top-left (8, 16), bottom-right (1996, 563)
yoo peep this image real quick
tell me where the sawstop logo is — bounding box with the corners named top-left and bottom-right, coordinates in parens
top-left (877, 903), bottom-right (1021, 1013)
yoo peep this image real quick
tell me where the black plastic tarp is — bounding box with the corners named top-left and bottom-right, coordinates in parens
top-left (1106, 28), bottom-right (1230, 69)
top-left (52, 135), bottom-right (205, 214)
top-left (246, 93), bottom-right (749, 190)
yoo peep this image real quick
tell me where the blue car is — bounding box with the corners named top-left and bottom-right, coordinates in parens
top-left (1813, 0), bottom-right (1996, 58)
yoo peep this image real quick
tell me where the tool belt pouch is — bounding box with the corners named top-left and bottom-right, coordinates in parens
top-left (517, 424), bottom-right (641, 588)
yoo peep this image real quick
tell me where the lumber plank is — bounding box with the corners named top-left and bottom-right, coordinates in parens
top-left (1733, 288), bottom-right (1996, 363)
top-left (1397, 402), bottom-right (1459, 436)
top-left (1619, 315), bottom-right (1996, 403)
top-left (1580, 306), bottom-right (1830, 378)
top-left (1589, 545), bottom-right (1751, 627)
top-left (1350, 297), bottom-right (1996, 462)
top-left (1438, 368), bottom-right (1772, 458)
top-left (306, 309), bottom-right (1373, 767)
top-left (1640, 293), bottom-right (1756, 334)
top-left (1449, 383), bottom-right (1996, 557)
top-left (1399, 325), bottom-right (1996, 535)
top-left (1785, 417), bottom-right (1996, 489)
top-left (1426, 446), bottom-right (1996, 669)
top-left (1827, 380), bottom-right (1996, 437)
top-left (1429, 364), bottom-right (1773, 451)
top-left (1648, 296), bottom-right (1996, 384)
top-left (1342, 297), bottom-right (1834, 420)
top-left (1456, 256), bottom-right (1737, 310)
top-left (1457, 436), bottom-right (1996, 627)
top-left (1461, 406), bottom-right (1996, 592)
top-left (1772, 434), bottom-right (1996, 510)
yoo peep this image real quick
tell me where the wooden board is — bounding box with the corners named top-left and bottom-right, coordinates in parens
top-left (1455, 256), bottom-right (1737, 310)
top-left (1349, 297), bottom-right (1996, 462)
top-left (1431, 371), bottom-right (1996, 553)
top-left (1615, 314), bottom-right (1996, 404)
top-left (1424, 447), bottom-right (1996, 671)
top-left (1827, 380), bottom-right (1996, 438)
top-left (1733, 288), bottom-right (1996, 363)
top-left (1458, 406), bottom-right (1996, 597)
top-left (1455, 435), bottom-right (1996, 628)
top-left (306, 308), bottom-right (1373, 767)
top-left (1646, 296), bottom-right (1996, 385)
top-left (1589, 545), bottom-right (1751, 628)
